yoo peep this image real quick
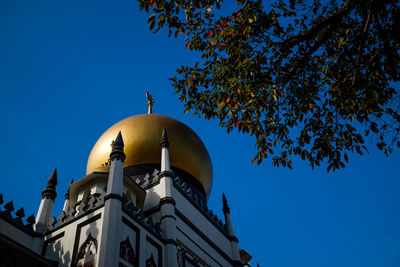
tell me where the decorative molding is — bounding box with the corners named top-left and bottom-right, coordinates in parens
top-left (159, 171), bottom-right (173, 179)
top-left (104, 193), bottom-right (123, 202)
top-left (160, 215), bottom-right (176, 222)
top-left (71, 213), bottom-right (101, 266)
top-left (159, 197), bottom-right (176, 206)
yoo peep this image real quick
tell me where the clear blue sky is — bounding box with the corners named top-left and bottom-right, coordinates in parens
top-left (1, 1), bottom-right (399, 266)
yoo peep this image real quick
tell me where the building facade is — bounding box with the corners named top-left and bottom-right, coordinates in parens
top-left (0, 113), bottom-right (252, 266)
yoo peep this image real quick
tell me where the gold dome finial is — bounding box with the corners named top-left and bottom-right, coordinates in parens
top-left (146, 92), bottom-right (154, 114)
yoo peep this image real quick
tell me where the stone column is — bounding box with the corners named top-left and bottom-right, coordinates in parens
top-left (159, 128), bottom-right (178, 267)
top-left (98, 132), bottom-right (125, 267)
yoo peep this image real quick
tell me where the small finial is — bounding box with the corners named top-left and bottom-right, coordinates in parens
top-left (114, 131), bottom-right (124, 148)
top-left (65, 179), bottom-right (73, 200)
top-left (110, 131), bottom-right (126, 161)
top-left (146, 92), bottom-right (155, 114)
top-left (160, 128), bottom-right (169, 148)
top-left (42, 168), bottom-right (58, 200)
top-left (222, 193), bottom-right (230, 214)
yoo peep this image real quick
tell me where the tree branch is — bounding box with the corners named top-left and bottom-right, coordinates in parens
top-left (352, 5), bottom-right (372, 86)
top-left (281, 0), bottom-right (356, 49)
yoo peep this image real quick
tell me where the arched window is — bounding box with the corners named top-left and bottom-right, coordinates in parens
top-left (146, 253), bottom-right (157, 267)
top-left (76, 233), bottom-right (97, 267)
top-left (119, 237), bottom-right (135, 266)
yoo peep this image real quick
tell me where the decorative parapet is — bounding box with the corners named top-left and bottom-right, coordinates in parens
top-left (172, 177), bottom-right (230, 236)
top-left (54, 191), bottom-right (106, 230)
top-left (0, 193), bottom-right (36, 234)
top-left (133, 168), bottom-right (161, 190)
top-left (121, 195), bottom-right (162, 239)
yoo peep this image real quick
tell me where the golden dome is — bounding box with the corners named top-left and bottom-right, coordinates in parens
top-left (86, 114), bottom-right (213, 196)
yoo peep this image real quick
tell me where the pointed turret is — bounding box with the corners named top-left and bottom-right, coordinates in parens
top-left (223, 193), bottom-right (230, 214)
top-left (222, 193), bottom-right (241, 264)
top-left (41, 168), bottom-right (57, 200)
top-left (160, 128), bottom-right (171, 172)
top-left (99, 131), bottom-right (126, 266)
top-left (63, 179), bottom-right (73, 212)
top-left (222, 193), bottom-right (234, 235)
top-left (34, 169), bottom-right (58, 236)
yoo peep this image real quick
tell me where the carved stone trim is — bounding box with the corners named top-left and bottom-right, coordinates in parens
top-left (104, 193), bottom-right (123, 202)
top-left (160, 128), bottom-right (169, 149)
top-left (159, 197), bottom-right (176, 207)
top-left (159, 171), bottom-right (173, 179)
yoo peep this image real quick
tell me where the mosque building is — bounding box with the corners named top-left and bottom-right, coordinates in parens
top-left (0, 94), bottom-right (253, 266)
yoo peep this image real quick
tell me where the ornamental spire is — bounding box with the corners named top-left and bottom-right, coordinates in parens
top-left (222, 193), bottom-right (230, 214)
top-left (160, 128), bottom-right (169, 149)
top-left (160, 128), bottom-right (171, 172)
top-left (110, 131), bottom-right (126, 161)
top-left (42, 168), bottom-right (58, 200)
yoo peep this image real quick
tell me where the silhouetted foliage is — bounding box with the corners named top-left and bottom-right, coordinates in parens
top-left (138, 0), bottom-right (400, 171)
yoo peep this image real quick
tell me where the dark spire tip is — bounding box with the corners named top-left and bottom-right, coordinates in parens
top-left (42, 168), bottom-right (57, 200)
top-left (222, 192), bottom-right (230, 214)
top-left (47, 168), bottom-right (57, 186)
top-left (114, 131), bottom-right (124, 147)
top-left (160, 128), bottom-right (169, 148)
top-left (110, 131), bottom-right (126, 161)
